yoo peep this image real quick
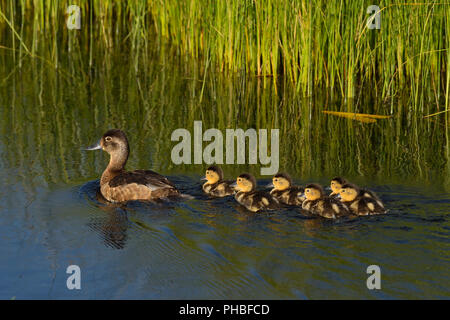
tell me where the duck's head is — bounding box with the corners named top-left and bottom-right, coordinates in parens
top-left (231, 173), bottom-right (256, 193)
top-left (339, 183), bottom-right (360, 202)
top-left (203, 166), bottom-right (224, 184)
top-left (267, 172), bottom-right (292, 191)
top-left (86, 129), bottom-right (130, 159)
top-left (303, 183), bottom-right (324, 201)
top-left (330, 176), bottom-right (347, 194)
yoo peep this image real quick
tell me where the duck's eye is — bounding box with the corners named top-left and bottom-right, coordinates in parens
top-left (274, 179), bottom-right (278, 182)
top-left (105, 136), bottom-right (112, 142)
top-left (306, 189), bottom-right (310, 193)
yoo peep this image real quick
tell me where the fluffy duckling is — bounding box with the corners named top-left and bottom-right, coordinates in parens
top-left (267, 172), bottom-right (305, 206)
top-left (339, 183), bottom-right (386, 215)
top-left (330, 176), bottom-right (381, 202)
top-left (202, 165), bottom-right (235, 197)
top-left (329, 177), bottom-right (348, 198)
top-left (86, 129), bottom-right (180, 203)
top-left (301, 183), bottom-right (351, 219)
top-left (232, 173), bottom-right (279, 212)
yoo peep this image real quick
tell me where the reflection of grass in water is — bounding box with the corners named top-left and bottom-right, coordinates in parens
top-left (0, 41), bottom-right (449, 192)
top-left (0, 0), bottom-right (449, 111)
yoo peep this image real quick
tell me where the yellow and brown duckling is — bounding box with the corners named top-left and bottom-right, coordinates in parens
top-left (202, 165), bottom-right (235, 197)
top-left (86, 129), bottom-right (180, 203)
top-left (267, 172), bottom-right (305, 206)
top-left (338, 183), bottom-right (386, 216)
top-left (329, 177), bottom-right (348, 198)
top-left (232, 173), bottom-right (279, 212)
top-left (330, 177), bottom-right (382, 203)
top-left (301, 183), bottom-right (351, 219)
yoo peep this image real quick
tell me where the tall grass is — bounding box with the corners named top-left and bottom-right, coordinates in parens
top-left (1, 40), bottom-right (449, 191)
top-left (0, 0), bottom-right (449, 112)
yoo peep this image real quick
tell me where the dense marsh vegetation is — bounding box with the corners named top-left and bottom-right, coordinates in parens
top-left (0, 0), bottom-right (449, 113)
top-left (0, 1), bottom-right (449, 190)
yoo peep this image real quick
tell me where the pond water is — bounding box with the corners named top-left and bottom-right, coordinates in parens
top-left (0, 45), bottom-right (449, 299)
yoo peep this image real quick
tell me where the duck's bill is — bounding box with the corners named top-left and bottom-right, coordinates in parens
top-left (297, 193), bottom-right (305, 198)
top-left (85, 140), bottom-right (102, 151)
top-left (230, 182), bottom-right (237, 188)
top-left (336, 194), bottom-right (342, 200)
top-left (200, 176), bottom-right (207, 181)
top-left (325, 186), bottom-right (332, 191)
top-left (266, 182), bottom-right (274, 188)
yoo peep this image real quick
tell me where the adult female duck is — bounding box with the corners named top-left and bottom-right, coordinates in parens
top-left (86, 129), bottom-right (180, 203)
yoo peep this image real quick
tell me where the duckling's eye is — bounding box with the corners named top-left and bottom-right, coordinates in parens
top-left (105, 136), bottom-right (112, 142)
top-left (274, 179), bottom-right (278, 182)
top-left (306, 189), bottom-right (310, 193)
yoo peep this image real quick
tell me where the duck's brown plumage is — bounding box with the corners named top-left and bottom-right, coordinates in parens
top-left (89, 129), bottom-right (179, 203)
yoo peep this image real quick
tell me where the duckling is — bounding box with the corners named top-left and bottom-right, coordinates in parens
top-left (267, 172), bottom-right (305, 205)
top-left (232, 173), bottom-right (279, 212)
top-left (338, 183), bottom-right (386, 216)
top-left (330, 176), bottom-right (381, 202)
top-left (301, 183), bottom-right (351, 219)
top-left (202, 165), bottom-right (235, 197)
top-left (329, 177), bottom-right (348, 198)
top-left (86, 129), bottom-right (180, 203)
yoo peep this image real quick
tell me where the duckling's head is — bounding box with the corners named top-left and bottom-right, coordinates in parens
top-left (304, 183), bottom-right (324, 201)
top-left (330, 176), bottom-right (347, 194)
top-left (86, 129), bottom-right (130, 160)
top-left (234, 173), bottom-right (257, 193)
top-left (204, 166), bottom-right (224, 184)
top-left (271, 172), bottom-right (292, 191)
top-left (339, 183), bottom-right (360, 202)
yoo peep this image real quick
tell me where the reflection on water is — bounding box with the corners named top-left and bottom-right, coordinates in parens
top-left (0, 40), bottom-right (449, 299)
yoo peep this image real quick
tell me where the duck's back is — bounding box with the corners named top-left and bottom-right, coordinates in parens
top-left (359, 189), bottom-right (384, 208)
top-left (271, 186), bottom-right (304, 205)
top-left (235, 191), bottom-right (279, 212)
top-left (203, 180), bottom-right (234, 197)
top-left (102, 170), bottom-right (179, 202)
top-left (303, 197), bottom-right (350, 219)
top-left (345, 196), bottom-right (386, 216)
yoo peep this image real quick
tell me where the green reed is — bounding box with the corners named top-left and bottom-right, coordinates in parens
top-left (0, 0), bottom-right (449, 113)
top-left (1, 38), bottom-right (449, 192)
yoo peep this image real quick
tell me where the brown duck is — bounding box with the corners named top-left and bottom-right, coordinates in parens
top-left (231, 173), bottom-right (279, 212)
top-left (338, 183), bottom-right (386, 216)
top-left (267, 172), bottom-right (305, 206)
top-left (202, 165), bottom-right (235, 197)
top-left (301, 183), bottom-right (352, 219)
top-left (86, 129), bottom-right (180, 203)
